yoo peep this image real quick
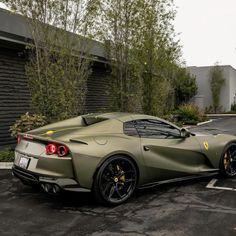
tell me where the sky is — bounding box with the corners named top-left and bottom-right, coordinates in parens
top-left (174, 0), bottom-right (236, 68)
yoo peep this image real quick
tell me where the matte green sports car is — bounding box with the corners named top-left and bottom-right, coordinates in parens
top-left (13, 112), bottom-right (236, 205)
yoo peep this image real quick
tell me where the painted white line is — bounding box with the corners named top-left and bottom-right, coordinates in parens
top-left (206, 178), bottom-right (236, 192)
top-left (197, 119), bottom-right (213, 126)
top-left (183, 119), bottom-right (213, 129)
top-left (206, 178), bottom-right (218, 188)
top-left (0, 162), bottom-right (13, 169)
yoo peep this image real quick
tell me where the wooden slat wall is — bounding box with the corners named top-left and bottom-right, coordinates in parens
top-left (86, 65), bottom-right (111, 113)
top-left (0, 48), bottom-right (110, 149)
top-left (0, 47), bottom-right (30, 149)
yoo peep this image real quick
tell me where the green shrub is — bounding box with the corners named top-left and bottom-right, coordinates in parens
top-left (10, 112), bottom-right (47, 137)
top-left (205, 105), bottom-right (223, 114)
top-left (231, 103), bottom-right (236, 112)
top-left (176, 103), bottom-right (206, 125)
top-left (0, 149), bottom-right (15, 162)
top-left (204, 105), bottom-right (213, 114)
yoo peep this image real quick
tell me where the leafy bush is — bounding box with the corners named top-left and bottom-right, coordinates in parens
top-left (0, 149), bottom-right (15, 162)
top-left (176, 104), bottom-right (206, 125)
top-left (205, 105), bottom-right (223, 114)
top-left (204, 105), bottom-right (214, 114)
top-left (231, 103), bottom-right (236, 112)
top-left (10, 112), bottom-right (47, 137)
top-left (209, 64), bottom-right (225, 113)
top-left (174, 67), bottom-right (198, 107)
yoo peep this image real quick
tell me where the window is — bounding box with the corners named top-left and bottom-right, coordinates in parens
top-left (123, 121), bottom-right (139, 137)
top-left (135, 119), bottom-right (180, 139)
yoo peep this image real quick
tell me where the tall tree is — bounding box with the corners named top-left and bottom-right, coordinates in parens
top-left (209, 63), bottom-right (225, 113)
top-left (173, 67), bottom-right (197, 107)
top-left (138, 0), bottom-right (180, 116)
top-left (96, 0), bottom-right (181, 115)
top-left (96, 0), bottom-right (145, 112)
top-left (3, 0), bottom-right (99, 121)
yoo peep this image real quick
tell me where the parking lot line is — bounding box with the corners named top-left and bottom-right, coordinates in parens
top-left (206, 178), bottom-right (236, 191)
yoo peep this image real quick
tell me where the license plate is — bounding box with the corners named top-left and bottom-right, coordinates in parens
top-left (18, 155), bottom-right (30, 169)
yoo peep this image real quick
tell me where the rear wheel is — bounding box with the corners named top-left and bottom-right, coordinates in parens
top-left (93, 155), bottom-right (138, 205)
top-left (220, 143), bottom-right (236, 177)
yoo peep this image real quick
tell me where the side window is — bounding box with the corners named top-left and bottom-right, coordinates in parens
top-left (123, 121), bottom-right (139, 137)
top-left (135, 119), bottom-right (180, 139)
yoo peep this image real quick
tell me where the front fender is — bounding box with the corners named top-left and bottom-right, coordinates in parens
top-left (195, 134), bottom-right (236, 168)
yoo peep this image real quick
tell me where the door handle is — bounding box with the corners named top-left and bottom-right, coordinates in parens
top-left (143, 146), bottom-right (150, 151)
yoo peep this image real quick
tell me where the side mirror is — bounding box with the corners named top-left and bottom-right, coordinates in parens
top-left (180, 128), bottom-right (191, 138)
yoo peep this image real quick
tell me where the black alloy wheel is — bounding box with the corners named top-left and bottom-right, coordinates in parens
top-left (220, 143), bottom-right (236, 177)
top-left (93, 155), bottom-right (138, 205)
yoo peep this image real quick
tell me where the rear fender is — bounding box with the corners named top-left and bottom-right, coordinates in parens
top-left (69, 135), bottom-right (145, 189)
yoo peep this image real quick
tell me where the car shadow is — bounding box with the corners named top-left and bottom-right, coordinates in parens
top-left (8, 172), bottom-right (222, 214)
top-left (35, 175), bottom-right (220, 210)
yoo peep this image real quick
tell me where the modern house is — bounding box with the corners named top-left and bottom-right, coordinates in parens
top-left (0, 8), bottom-right (110, 149)
top-left (188, 65), bottom-right (236, 112)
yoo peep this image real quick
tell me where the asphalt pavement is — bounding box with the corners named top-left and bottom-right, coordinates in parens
top-left (1, 117), bottom-right (236, 236)
top-left (191, 116), bottom-right (236, 135)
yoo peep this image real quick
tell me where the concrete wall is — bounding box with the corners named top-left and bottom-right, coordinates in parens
top-left (188, 65), bottom-right (236, 112)
top-left (229, 67), bottom-right (236, 107)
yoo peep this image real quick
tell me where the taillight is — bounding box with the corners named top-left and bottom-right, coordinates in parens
top-left (46, 143), bottom-right (69, 157)
top-left (17, 135), bottom-right (22, 144)
top-left (46, 144), bottom-right (57, 155)
top-left (57, 145), bottom-right (69, 157)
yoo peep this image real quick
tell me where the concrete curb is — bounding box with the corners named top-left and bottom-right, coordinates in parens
top-left (207, 114), bottom-right (236, 117)
top-left (0, 162), bottom-right (13, 169)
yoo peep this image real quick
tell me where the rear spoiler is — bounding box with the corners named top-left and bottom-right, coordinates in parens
top-left (18, 133), bottom-right (56, 144)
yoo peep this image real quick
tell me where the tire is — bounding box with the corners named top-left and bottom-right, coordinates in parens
top-left (93, 155), bottom-right (138, 205)
top-left (219, 142), bottom-right (236, 177)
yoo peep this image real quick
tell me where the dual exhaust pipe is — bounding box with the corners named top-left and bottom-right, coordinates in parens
top-left (41, 183), bottom-right (61, 194)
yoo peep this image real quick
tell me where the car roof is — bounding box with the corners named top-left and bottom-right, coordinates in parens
top-left (82, 112), bottom-right (176, 125)
top-left (83, 112), bottom-right (133, 120)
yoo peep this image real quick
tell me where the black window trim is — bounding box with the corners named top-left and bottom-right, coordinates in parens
top-left (123, 120), bottom-right (140, 137)
top-left (133, 119), bottom-right (181, 139)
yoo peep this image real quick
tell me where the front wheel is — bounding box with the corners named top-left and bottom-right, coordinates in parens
top-left (220, 143), bottom-right (236, 177)
top-left (93, 155), bottom-right (138, 205)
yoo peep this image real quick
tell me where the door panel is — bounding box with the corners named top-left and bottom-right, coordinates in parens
top-left (141, 136), bottom-right (205, 181)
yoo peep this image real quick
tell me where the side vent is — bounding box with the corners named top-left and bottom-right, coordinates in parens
top-left (70, 139), bottom-right (88, 145)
